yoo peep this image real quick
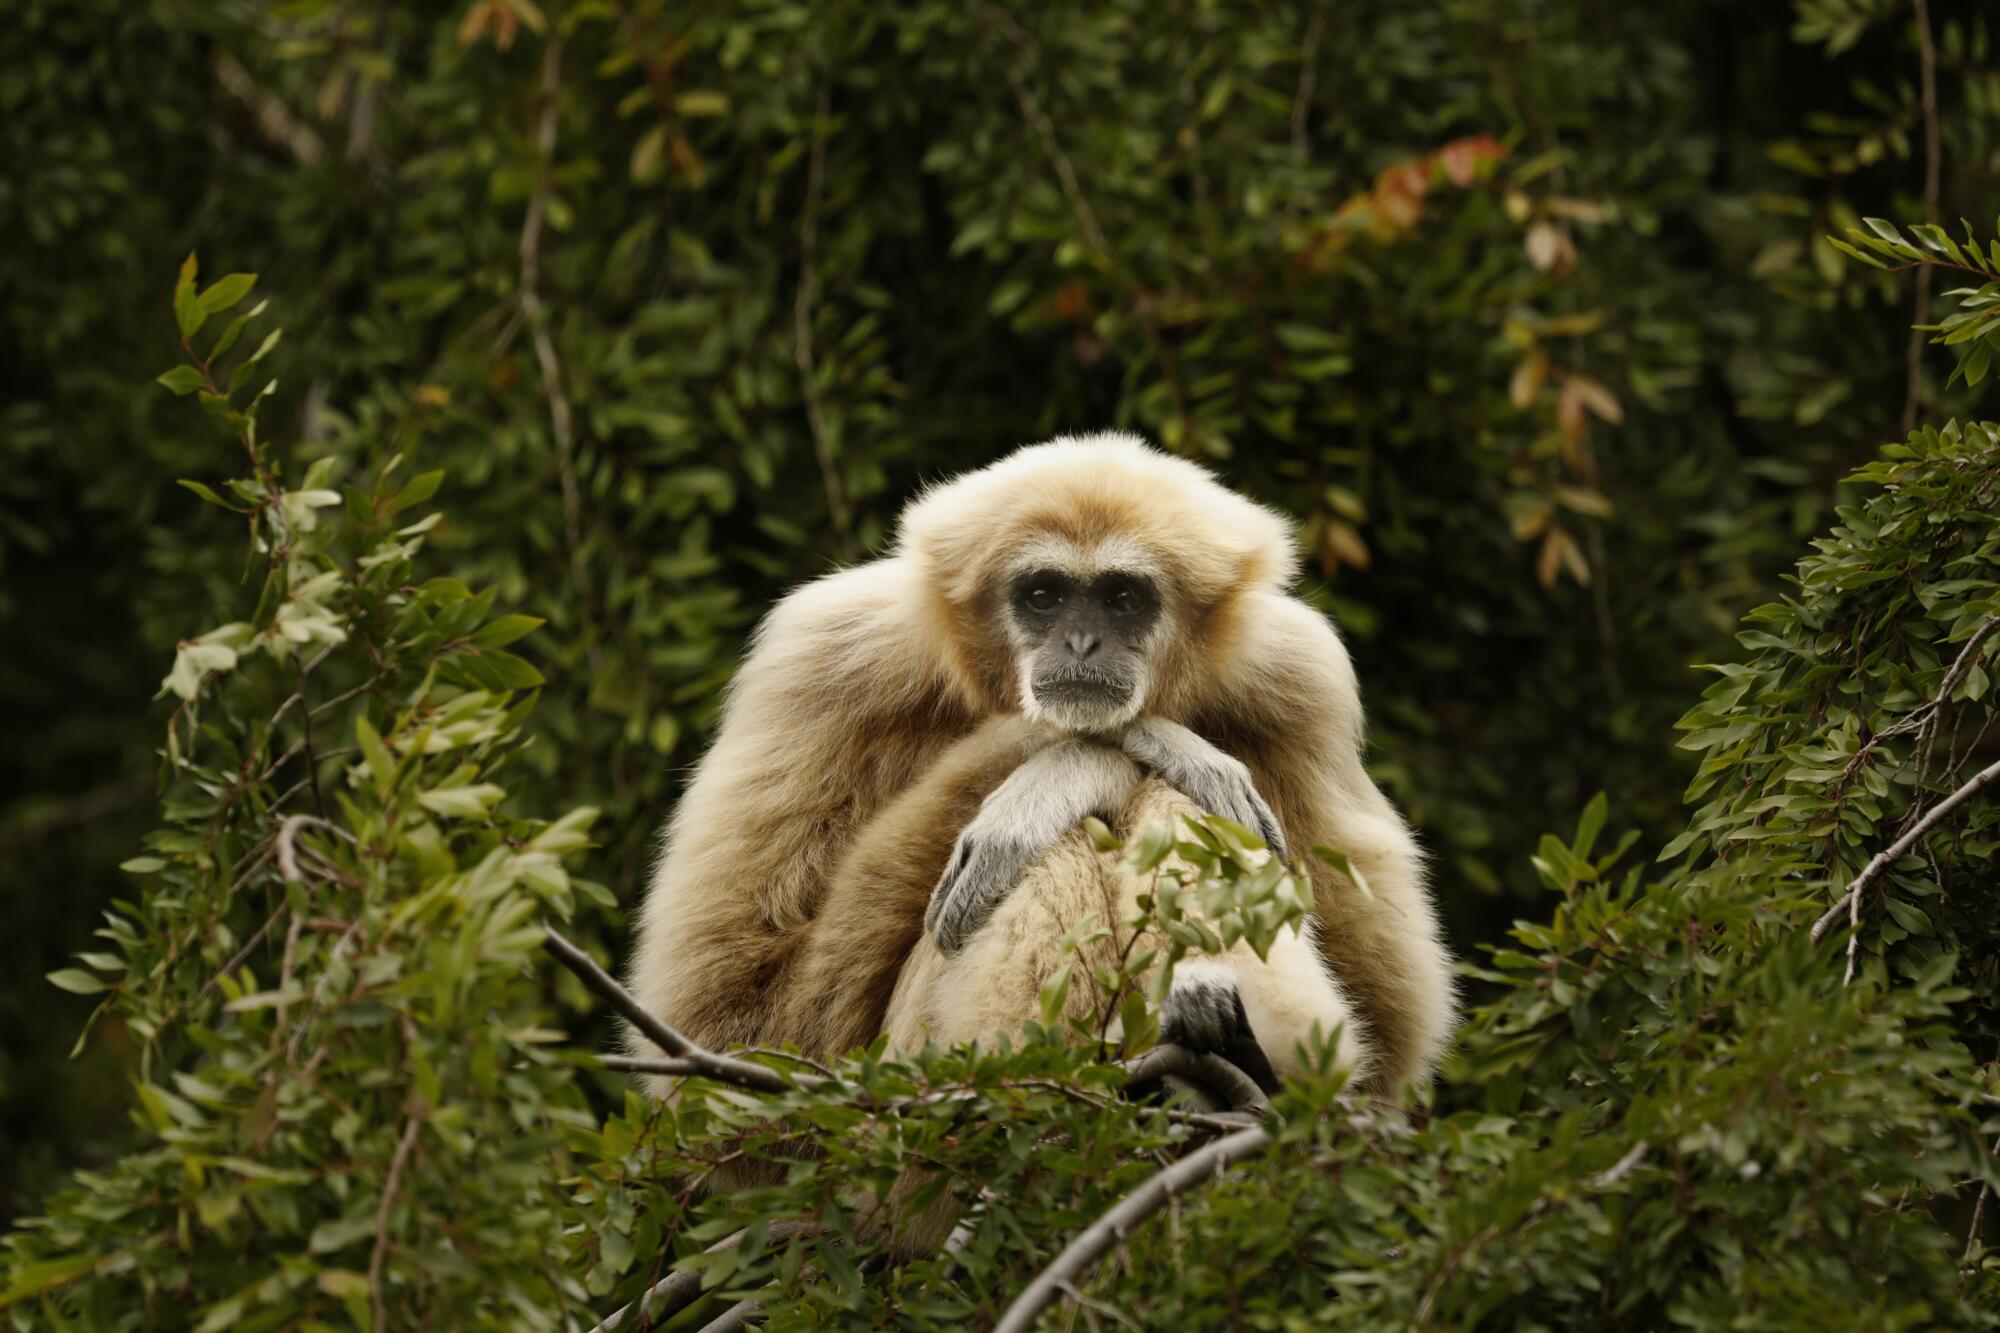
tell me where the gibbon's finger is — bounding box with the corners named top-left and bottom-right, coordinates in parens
top-left (924, 834), bottom-right (975, 937)
top-left (929, 836), bottom-right (1027, 954)
top-left (1243, 784), bottom-right (1289, 861)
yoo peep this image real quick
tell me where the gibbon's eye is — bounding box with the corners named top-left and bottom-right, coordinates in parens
top-left (1025, 584), bottom-right (1062, 613)
top-left (1102, 577), bottom-right (1155, 618)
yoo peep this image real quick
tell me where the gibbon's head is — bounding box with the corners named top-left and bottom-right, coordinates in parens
top-left (899, 432), bottom-right (1298, 732)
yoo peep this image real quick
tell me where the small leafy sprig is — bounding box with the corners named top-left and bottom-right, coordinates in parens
top-left (1830, 216), bottom-right (2000, 386)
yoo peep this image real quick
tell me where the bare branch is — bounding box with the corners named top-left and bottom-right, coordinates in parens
top-left (584, 1270), bottom-right (702, 1333)
top-left (992, 1125), bottom-right (1272, 1333)
top-left (695, 1297), bottom-right (763, 1332)
top-left (1903, 0), bottom-right (1941, 434)
top-left (369, 1112), bottom-right (424, 1332)
top-left (275, 813), bottom-right (353, 885)
top-left (1812, 755), bottom-right (2000, 957)
top-left (1289, 12), bottom-right (1326, 156)
top-left (543, 927), bottom-right (803, 1094)
top-left (518, 35), bottom-right (600, 674)
top-left (793, 74), bottom-right (852, 544)
top-left (213, 51), bottom-right (326, 165)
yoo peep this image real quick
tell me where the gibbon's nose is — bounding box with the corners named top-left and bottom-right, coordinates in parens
top-left (1064, 630), bottom-right (1101, 659)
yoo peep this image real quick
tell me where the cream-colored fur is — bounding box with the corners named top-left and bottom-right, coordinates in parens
top-left (628, 431), bottom-right (1456, 1096)
top-left (884, 778), bottom-right (1372, 1080)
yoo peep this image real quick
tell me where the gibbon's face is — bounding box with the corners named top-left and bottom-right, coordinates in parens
top-left (1005, 554), bottom-right (1165, 733)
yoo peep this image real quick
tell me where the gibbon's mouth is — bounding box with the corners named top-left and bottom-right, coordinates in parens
top-left (1032, 672), bottom-right (1134, 707)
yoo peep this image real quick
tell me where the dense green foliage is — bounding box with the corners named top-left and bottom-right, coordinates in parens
top-left (6, 0), bottom-right (2000, 1327)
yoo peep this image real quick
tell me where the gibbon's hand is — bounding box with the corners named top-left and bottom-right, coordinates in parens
top-left (926, 740), bottom-right (1141, 954)
top-left (1117, 718), bottom-right (1288, 859)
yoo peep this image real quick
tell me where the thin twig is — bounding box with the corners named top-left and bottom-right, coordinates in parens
top-left (993, 1126), bottom-right (1273, 1333)
top-left (1903, 0), bottom-right (1941, 433)
top-left (295, 658), bottom-right (328, 819)
top-left (793, 74), bottom-right (852, 544)
top-left (543, 928), bottom-right (802, 1094)
top-left (369, 1112), bottom-right (424, 1332)
top-left (1289, 11), bottom-right (1325, 156)
top-left (1840, 614), bottom-right (2000, 787)
top-left (276, 814), bottom-right (353, 885)
top-left (1812, 756), bottom-right (2000, 965)
top-left (519, 35), bottom-right (601, 673)
top-left (604, 1051), bottom-right (1252, 1137)
top-left (274, 908), bottom-right (306, 1036)
top-left (213, 51), bottom-right (326, 164)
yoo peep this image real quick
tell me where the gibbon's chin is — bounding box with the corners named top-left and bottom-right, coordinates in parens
top-left (1026, 681), bottom-right (1144, 734)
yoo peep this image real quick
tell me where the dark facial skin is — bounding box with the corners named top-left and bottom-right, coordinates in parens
top-left (1010, 568), bottom-right (1161, 723)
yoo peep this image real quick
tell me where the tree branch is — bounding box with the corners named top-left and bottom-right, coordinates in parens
top-left (793, 74), bottom-right (853, 545)
top-left (519, 35), bottom-right (601, 674)
top-left (992, 1125), bottom-right (1273, 1333)
top-left (1812, 755), bottom-right (2000, 969)
top-left (1903, 0), bottom-right (1941, 433)
top-left (369, 1112), bottom-right (424, 1332)
top-left (585, 1270), bottom-right (702, 1333)
top-left (543, 927), bottom-right (803, 1094)
top-left (694, 1297), bottom-right (763, 1332)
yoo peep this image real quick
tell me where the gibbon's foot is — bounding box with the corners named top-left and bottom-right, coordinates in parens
top-left (1160, 968), bottom-right (1281, 1094)
top-left (1117, 718), bottom-right (1288, 858)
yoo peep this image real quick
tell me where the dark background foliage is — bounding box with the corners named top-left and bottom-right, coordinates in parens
top-left (4, 2), bottom-right (1999, 1320)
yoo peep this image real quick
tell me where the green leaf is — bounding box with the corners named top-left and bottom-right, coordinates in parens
top-left (478, 651), bottom-right (545, 689)
top-left (386, 468), bottom-right (445, 516)
top-left (174, 278), bottom-right (206, 338)
top-left (177, 479), bottom-right (251, 512)
top-left (157, 365), bottom-right (206, 396)
top-left (1312, 845), bottom-right (1373, 898)
top-left (246, 327), bottom-right (283, 364)
top-left (47, 968), bottom-right (108, 995)
top-left (1573, 792), bottom-right (1608, 862)
top-left (207, 299), bottom-right (269, 360)
top-left (417, 783), bottom-right (506, 819)
top-left (355, 715), bottom-right (395, 797)
top-left (469, 614), bottom-right (544, 649)
top-left (196, 272), bottom-right (257, 314)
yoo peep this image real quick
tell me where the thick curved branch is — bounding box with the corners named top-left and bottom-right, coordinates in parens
top-left (585, 1270), bottom-right (701, 1333)
top-left (992, 1125), bottom-right (1272, 1333)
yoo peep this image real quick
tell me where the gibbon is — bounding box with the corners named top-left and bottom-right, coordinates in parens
top-left (629, 432), bottom-right (1454, 1094)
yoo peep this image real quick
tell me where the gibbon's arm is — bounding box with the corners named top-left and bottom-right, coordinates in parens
top-left (1116, 717), bottom-right (1287, 857)
top-left (628, 559), bottom-right (972, 1053)
top-left (774, 714), bottom-right (1055, 1056)
top-left (925, 740), bottom-right (1142, 953)
top-left (1197, 591), bottom-right (1456, 1093)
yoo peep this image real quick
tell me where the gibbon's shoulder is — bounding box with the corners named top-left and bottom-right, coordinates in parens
top-left (895, 432), bottom-right (1299, 608)
top-left (751, 558), bottom-right (924, 651)
top-left (734, 556), bottom-right (959, 712)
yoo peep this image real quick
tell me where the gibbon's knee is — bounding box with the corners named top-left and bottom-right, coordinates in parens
top-left (882, 778), bottom-right (1370, 1082)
